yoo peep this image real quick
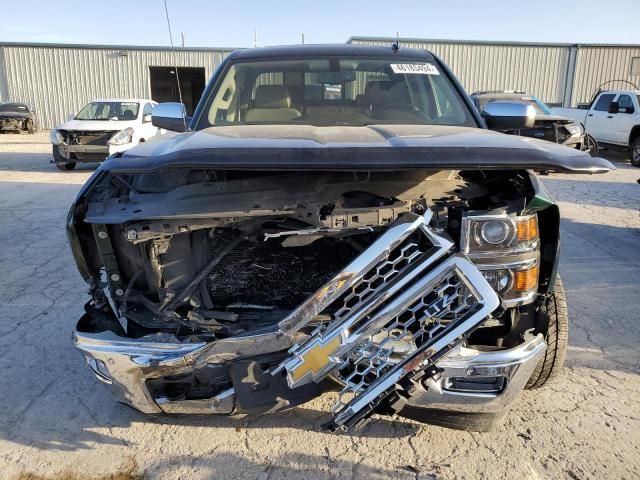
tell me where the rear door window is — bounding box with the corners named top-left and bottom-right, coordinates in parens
top-left (616, 94), bottom-right (634, 113)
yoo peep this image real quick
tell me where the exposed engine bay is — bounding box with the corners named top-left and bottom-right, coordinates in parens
top-left (70, 167), bottom-right (555, 430)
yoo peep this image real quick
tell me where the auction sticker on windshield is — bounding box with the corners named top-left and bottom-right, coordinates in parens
top-left (390, 63), bottom-right (440, 75)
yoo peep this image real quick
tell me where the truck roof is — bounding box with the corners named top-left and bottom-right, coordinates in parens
top-left (229, 44), bottom-right (434, 61)
top-left (599, 90), bottom-right (640, 95)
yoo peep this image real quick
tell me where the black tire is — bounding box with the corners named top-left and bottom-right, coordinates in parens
top-left (585, 134), bottom-right (598, 157)
top-left (26, 119), bottom-right (36, 134)
top-left (52, 145), bottom-right (76, 170)
top-left (525, 276), bottom-right (569, 389)
top-left (631, 137), bottom-right (640, 167)
top-left (55, 162), bottom-right (76, 171)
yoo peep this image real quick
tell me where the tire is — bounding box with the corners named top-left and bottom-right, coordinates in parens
top-left (525, 276), bottom-right (569, 389)
top-left (55, 162), bottom-right (76, 171)
top-left (26, 119), bottom-right (35, 134)
top-left (52, 145), bottom-right (76, 170)
top-left (585, 134), bottom-right (598, 157)
top-left (631, 137), bottom-right (640, 167)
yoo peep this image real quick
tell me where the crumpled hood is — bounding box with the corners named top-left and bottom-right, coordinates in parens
top-left (57, 118), bottom-right (137, 131)
top-left (104, 124), bottom-right (613, 173)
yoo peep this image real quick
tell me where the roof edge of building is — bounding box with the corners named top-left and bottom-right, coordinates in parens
top-left (0, 41), bottom-right (239, 52)
top-left (347, 36), bottom-right (640, 49)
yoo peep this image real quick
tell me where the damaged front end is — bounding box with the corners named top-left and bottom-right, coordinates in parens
top-left (70, 167), bottom-right (554, 430)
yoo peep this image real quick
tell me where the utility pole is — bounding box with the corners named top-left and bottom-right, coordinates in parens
top-left (181, 32), bottom-right (185, 47)
top-left (253, 29), bottom-right (259, 48)
top-left (301, 33), bottom-right (305, 45)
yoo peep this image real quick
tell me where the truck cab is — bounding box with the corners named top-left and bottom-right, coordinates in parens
top-left (554, 90), bottom-right (640, 165)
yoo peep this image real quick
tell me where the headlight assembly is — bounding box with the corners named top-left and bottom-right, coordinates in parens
top-left (50, 129), bottom-right (63, 145)
top-left (462, 212), bottom-right (540, 306)
top-left (565, 122), bottom-right (583, 136)
top-left (462, 213), bottom-right (538, 257)
top-left (108, 127), bottom-right (134, 145)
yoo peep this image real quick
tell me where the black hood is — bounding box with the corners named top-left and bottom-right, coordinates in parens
top-left (104, 124), bottom-right (613, 174)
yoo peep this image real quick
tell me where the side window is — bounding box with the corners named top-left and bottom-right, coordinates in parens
top-left (143, 103), bottom-right (154, 116)
top-left (616, 95), bottom-right (635, 113)
top-left (593, 93), bottom-right (616, 111)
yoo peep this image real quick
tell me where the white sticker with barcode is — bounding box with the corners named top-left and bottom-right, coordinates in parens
top-left (390, 63), bottom-right (440, 75)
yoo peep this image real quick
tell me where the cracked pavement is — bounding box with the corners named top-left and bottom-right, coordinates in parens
top-left (0, 132), bottom-right (638, 479)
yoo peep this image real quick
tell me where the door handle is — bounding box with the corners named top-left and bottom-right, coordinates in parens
top-left (587, 113), bottom-right (593, 117)
top-left (607, 115), bottom-right (613, 118)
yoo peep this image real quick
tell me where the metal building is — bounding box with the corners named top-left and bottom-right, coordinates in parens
top-left (349, 37), bottom-right (640, 108)
top-left (0, 42), bottom-right (234, 129)
top-left (2, 38), bottom-right (640, 129)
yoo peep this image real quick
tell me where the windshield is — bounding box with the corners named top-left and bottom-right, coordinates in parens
top-left (198, 57), bottom-right (476, 127)
top-left (75, 101), bottom-right (139, 121)
top-left (476, 95), bottom-right (552, 116)
top-left (0, 103), bottom-right (29, 113)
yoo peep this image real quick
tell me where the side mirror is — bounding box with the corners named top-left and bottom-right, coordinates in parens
top-left (608, 101), bottom-right (619, 114)
top-left (142, 113), bottom-right (152, 123)
top-left (481, 101), bottom-right (536, 131)
top-left (151, 102), bottom-right (187, 132)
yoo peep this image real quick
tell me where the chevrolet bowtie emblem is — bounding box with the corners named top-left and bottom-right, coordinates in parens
top-left (289, 335), bottom-right (342, 384)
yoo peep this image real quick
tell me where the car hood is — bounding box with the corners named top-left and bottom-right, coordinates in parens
top-left (104, 124), bottom-right (613, 173)
top-left (534, 114), bottom-right (575, 123)
top-left (57, 119), bottom-right (138, 131)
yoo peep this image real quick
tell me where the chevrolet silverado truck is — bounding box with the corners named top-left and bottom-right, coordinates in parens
top-left (68, 45), bottom-right (613, 432)
top-left (554, 90), bottom-right (640, 166)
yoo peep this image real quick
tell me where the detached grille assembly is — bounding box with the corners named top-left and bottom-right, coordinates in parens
top-left (275, 212), bottom-right (500, 431)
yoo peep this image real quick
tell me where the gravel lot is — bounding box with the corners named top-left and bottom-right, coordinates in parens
top-left (0, 132), bottom-right (639, 480)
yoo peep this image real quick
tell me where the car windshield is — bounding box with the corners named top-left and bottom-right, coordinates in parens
top-left (476, 95), bottom-right (552, 116)
top-left (198, 57), bottom-right (476, 127)
top-left (0, 103), bottom-right (29, 113)
top-left (75, 101), bottom-right (139, 121)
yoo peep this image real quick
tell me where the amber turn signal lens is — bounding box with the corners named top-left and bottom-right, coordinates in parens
top-left (516, 216), bottom-right (538, 241)
top-left (513, 265), bottom-right (538, 291)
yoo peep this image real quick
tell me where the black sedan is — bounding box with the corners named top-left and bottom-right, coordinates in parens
top-left (0, 102), bottom-right (36, 133)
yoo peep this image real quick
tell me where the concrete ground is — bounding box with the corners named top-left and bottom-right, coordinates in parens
top-left (0, 131), bottom-right (638, 480)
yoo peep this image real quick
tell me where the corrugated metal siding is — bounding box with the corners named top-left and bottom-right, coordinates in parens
top-left (571, 46), bottom-right (640, 105)
top-left (350, 38), bottom-right (570, 105)
top-left (0, 45), bottom-right (233, 128)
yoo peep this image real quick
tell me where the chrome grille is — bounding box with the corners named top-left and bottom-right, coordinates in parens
top-left (331, 270), bottom-right (477, 415)
top-left (274, 212), bottom-right (500, 431)
top-left (330, 232), bottom-right (428, 326)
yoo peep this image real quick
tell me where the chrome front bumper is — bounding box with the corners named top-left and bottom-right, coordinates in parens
top-left (407, 333), bottom-right (546, 413)
top-left (73, 328), bottom-right (544, 417)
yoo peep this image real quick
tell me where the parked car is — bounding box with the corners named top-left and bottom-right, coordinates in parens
top-left (0, 102), bottom-right (36, 133)
top-left (68, 45), bottom-right (613, 432)
top-left (470, 91), bottom-right (597, 156)
top-left (50, 98), bottom-right (160, 171)
top-left (554, 90), bottom-right (640, 166)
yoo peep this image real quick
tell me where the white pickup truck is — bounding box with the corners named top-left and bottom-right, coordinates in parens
top-left (554, 90), bottom-right (640, 166)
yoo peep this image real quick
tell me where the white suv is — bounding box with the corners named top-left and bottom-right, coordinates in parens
top-left (50, 98), bottom-right (161, 170)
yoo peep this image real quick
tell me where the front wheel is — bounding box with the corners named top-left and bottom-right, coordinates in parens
top-left (52, 145), bottom-right (76, 170)
top-left (26, 119), bottom-right (36, 134)
top-left (585, 134), bottom-right (598, 157)
top-left (525, 276), bottom-right (569, 389)
top-left (631, 137), bottom-right (640, 167)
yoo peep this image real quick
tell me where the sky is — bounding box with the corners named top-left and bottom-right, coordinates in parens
top-left (1, 0), bottom-right (639, 48)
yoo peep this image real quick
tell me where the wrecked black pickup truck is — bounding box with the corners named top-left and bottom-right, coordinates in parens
top-left (67, 45), bottom-right (613, 432)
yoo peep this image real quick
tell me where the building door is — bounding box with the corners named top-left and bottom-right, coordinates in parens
top-left (149, 67), bottom-right (206, 116)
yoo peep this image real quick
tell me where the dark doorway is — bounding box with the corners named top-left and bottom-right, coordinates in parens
top-left (149, 66), bottom-right (206, 115)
